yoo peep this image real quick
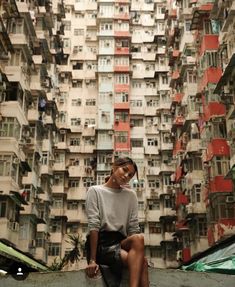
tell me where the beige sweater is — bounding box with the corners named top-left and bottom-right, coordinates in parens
top-left (85, 185), bottom-right (140, 237)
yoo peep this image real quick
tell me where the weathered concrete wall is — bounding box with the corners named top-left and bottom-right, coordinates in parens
top-left (0, 268), bottom-right (235, 287)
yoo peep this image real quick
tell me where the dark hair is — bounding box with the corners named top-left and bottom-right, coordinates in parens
top-left (105, 157), bottom-right (139, 183)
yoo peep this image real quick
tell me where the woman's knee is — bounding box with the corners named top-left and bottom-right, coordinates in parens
top-left (129, 234), bottom-right (145, 247)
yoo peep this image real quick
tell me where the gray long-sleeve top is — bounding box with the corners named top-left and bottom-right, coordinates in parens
top-left (85, 185), bottom-right (140, 237)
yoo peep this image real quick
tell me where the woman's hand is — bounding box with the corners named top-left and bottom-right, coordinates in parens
top-left (85, 260), bottom-right (99, 278)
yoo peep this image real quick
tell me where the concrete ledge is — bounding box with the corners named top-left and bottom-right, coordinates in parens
top-left (1, 268), bottom-right (235, 287)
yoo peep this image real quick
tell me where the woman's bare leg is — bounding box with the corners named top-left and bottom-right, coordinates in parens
top-left (120, 234), bottom-right (149, 287)
top-left (139, 257), bottom-right (149, 287)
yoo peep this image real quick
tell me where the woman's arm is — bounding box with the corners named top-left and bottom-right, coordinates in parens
top-left (89, 230), bottom-right (99, 262)
top-left (86, 230), bottom-right (99, 278)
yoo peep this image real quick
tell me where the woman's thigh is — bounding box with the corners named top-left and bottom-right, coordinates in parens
top-left (120, 249), bottom-right (128, 267)
top-left (121, 234), bottom-right (144, 252)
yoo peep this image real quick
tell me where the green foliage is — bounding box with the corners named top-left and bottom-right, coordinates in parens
top-left (49, 234), bottom-right (83, 271)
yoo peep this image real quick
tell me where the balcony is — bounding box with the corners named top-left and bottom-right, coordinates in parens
top-left (175, 166), bottom-right (184, 183)
top-left (198, 67), bottom-right (222, 93)
top-left (205, 138), bottom-right (230, 161)
top-left (200, 35), bottom-right (219, 55)
top-left (115, 46), bottom-right (129, 55)
top-left (203, 102), bottom-right (226, 121)
top-left (173, 139), bottom-right (184, 156)
top-left (186, 139), bottom-right (202, 153)
top-left (209, 176), bottom-right (233, 193)
top-left (190, 3), bottom-right (213, 31)
top-left (172, 93), bottom-right (184, 104)
top-left (175, 192), bottom-right (188, 208)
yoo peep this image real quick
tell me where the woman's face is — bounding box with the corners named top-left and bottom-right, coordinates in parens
top-left (112, 163), bottom-right (136, 186)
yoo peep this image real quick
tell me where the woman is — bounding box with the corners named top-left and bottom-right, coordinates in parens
top-left (85, 157), bottom-right (149, 287)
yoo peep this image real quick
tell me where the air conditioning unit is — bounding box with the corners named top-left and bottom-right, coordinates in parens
top-left (13, 158), bottom-right (20, 164)
top-left (108, 130), bottom-right (114, 135)
top-left (226, 195), bottom-right (235, 203)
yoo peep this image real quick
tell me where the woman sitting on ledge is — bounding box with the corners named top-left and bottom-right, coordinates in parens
top-left (85, 157), bottom-right (149, 287)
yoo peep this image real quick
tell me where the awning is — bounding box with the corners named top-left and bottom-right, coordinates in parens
top-left (0, 241), bottom-right (49, 272)
top-left (214, 53), bottom-right (235, 93)
top-left (10, 191), bottom-right (28, 206)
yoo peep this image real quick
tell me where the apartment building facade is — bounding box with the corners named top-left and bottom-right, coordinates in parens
top-left (0, 0), bottom-right (234, 271)
top-left (168, 0), bottom-right (235, 262)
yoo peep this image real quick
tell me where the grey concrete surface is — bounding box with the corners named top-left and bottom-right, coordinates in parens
top-left (0, 268), bottom-right (235, 287)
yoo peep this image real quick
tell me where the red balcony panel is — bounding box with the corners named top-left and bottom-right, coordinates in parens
top-left (175, 166), bottom-right (183, 183)
top-left (114, 65), bottom-right (129, 72)
top-left (115, 140), bottom-right (130, 151)
top-left (176, 191), bottom-right (188, 207)
top-left (115, 47), bottom-right (129, 55)
top-left (114, 102), bottom-right (129, 109)
top-left (175, 220), bottom-right (187, 230)
top-left (114, 84), bottom-right (129, 93)
top-left (173, 50), bottom-right (180, 57)
top-left (199, 67), bottom-right (222, 92)
top-left (169, 8), bottom-right (177, 18)
top-left (206, 138), bottom-right (230, 161)
top-left (200, 35), bottom-right (219, 55)
top-left (203, 102), bottom-right (226, 121)
top-left (172, 70), bottom-right (180, 79)
top-left (114, 31), bottom-right (130, 37)
top-left (182, 248), bottom-right (191, 263)
top-left (209, 176), bottom-right (233, 193)
top-left (173, 139), bottom-right (184, 156)
top-left (172, 93), bottom-right (184, 103)
top-left (114, 121), bottom-right (130, 131)
top-left (173, 115), bottom-right (184, 125)
top-left (114, 13), bottom-right (130, 20)
top-left (216, 219), bottom-right (235, 240)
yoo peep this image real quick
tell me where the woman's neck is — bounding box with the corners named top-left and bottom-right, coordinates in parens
top-left (104, 178), bottom-right (121, 189)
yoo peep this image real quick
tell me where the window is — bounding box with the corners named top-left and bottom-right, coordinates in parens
top-left (214, 157), bottom-right (230, 176)
top-left (52, 197), bottom-right (63, 209)
top-left (147, 138), bottom-right (158, 146)
top-left (0, 201), bottom-right (6, 217)
top-left (131, 139), bottom-right (143, 148)
top-left (148, 179), bottom-right (160, 189)
top-left (150, 246), bottom-right (162, 258)
top-left (139, 223), bottom-right (145, 233)
top-left (130, 118), bottom-right (143, 127)
top-left (63, 21), bottom-right (71, 31)
top-left (70, 137), bottom-right (80, 146)
top-left (115, 74), bottom-right (129, 84)
top-left (0, 117), bottom-right (20, 139)
top-left (71, 118), bottom-right (81, 126)
top-left (48, 243), bottom-right (61, 256)
top-left (0, 155), bottom-right (12, 176)
top-left (149, 222), bottom-right (161, 234)
top-left (197, 217), bottom-right (207, 236)
top-left (50, 220), bottom-right (61, 233)
top-left (72, 99), bottom-right (81, 106)
top-left (130, 100), bottom-right (142, 107)
top-left (83, 177), bottom-right (94, 188)
top-left (192, 184), bottom-right (201, 203)
top-left (74, 28), bottom-right (84, 35)
top-left (67, 201), bottom-right (79, 210)
top-left (68, 179), bottom-right (80, 188)
top-left (86, 99), bottom-right (96, 106)
top-left (148, 200), bottom-right (160, 210)
top-left (115, 131), bottom-right (128, 143)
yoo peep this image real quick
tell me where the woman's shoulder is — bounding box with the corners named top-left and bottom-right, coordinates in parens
top-left (121, 186), bottom-right (137, 197)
